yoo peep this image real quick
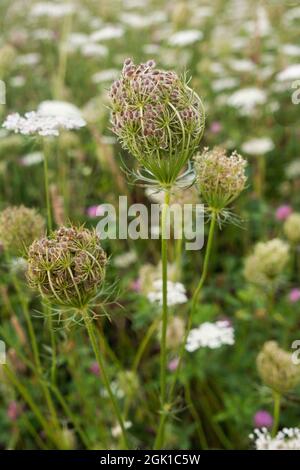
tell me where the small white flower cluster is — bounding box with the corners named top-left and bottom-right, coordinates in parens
top-left (250, 427), bottom-right (300, 450)
top-left (3, 112), bottom-right (86, 137)
top-left (186, 321), bottom-right (234, 352)
top-left (147, 280), bottom-right (187, 307)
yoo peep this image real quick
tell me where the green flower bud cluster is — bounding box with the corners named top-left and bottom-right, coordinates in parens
top-left (0, 205), bottom-right (45, 256)
top-left (194, 147), bottom-right (247, 211)
top-left (284, 213), bottom-right (300, 244)
top-left (257, 341), bottom-right (300, 394)
top-left (109, 58), bottom-right (205, 187)
top-left (27, 226), bottom-right (107, 308)
top-left (244, 238), bottom-right (289, 288)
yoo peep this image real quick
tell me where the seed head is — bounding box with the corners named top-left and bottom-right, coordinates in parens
top-left (26, 226), bottom-right (107, 308)
top-left (0, 205), bottom-right (45, 256)
top-left (194, 147), bottom-right (247, 211)
top-left (109, 58), bottom-right (205, 186)
top-left (257, 341), bottom-right (300, 394)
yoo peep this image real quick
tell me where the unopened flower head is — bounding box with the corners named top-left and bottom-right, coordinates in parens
top-left (250, 427), bottom-right (300, 450)
top-left (109, 58), bottom-right (205, 187)
top-left (3, 111), bottom-right (86, 137)
top-left (186, 320), bottom-right (234, 352)
top-left (27, 226), bottom-right (107, 308)
top-left (0, 205), bottom-right (45, 256)
top-left (244, 239), bottom-right (289, 288)
top-left (194, 147), bottom-right (247, 212)
top-left (256, 341), bottom-right (300, 394)
top-left (283, 213), bottom-right (300, 244)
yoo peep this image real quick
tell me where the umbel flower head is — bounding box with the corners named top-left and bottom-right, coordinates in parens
top-left (27, 227), bottom-right (107, 308)
top-left (194, 147), bottom-right (247, 212)
top-left (0, 205), bottom-right (45, 256)
top-left (256, 341), bottom-right (300, 394)
top-left (244, 238), bottom-right (289, 288)
top-left (283, 213), bottom-right (300, 244)
top-left (109, 58), bottom-right (205, 187)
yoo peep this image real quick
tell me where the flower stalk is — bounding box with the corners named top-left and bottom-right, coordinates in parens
top-left (82, 307), bottom-right (129, 449)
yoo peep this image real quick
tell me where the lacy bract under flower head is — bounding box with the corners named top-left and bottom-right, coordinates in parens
top-left (194, 147), bottom-right (247, 211)
top-left (109, 58), bottom-right (205, 186)
top-left (256, 341), bottom-right (300, 394)
top-left (250, 427), bottom-right (300, 450)
top-left (186, 321), bottom-right (234, 352)
top-left (27, 227), bottom-right (107, 308)
top-left (3, 111), bottom-right (86, 137)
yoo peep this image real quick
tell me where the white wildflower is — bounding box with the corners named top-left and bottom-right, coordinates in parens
top-left (3, 111), bottom-right (86, 137)
top-left (90, 25), bottom-right (124, 42)
top-left (10, 76), bottom-right (25, 88)
top-left (211, 77), bottom-right (239, 92)
top-left (186, 321), bottom-right (234, 352)
top-left (81, 43), bottom-right (108, 58)
top-left (112, 421), bottom-right (132, 438)
top-left (168, 30), bottom-right (203, 47)
top-left (16, 53), bottom-right (40, 66)
top-left (20, 151), bottom-right (44, 166)
top-left (92, 69), bottom-right (119, 84)
top-left (229, 59), bottom-right (256, 73)
top-left (241, 137), bottom-right (274, 155)
top-left (281, 44), bottom-right (300, 57)
top-left (38, 100), bottom-right (83, 120)
top-left (250, 427), bottom-right (300, 450)
top-left (147, 280), bottom-right (188, 307)
top-left (285, 159), bottom-right (300, 179)
top-left (31, 2), bottom-right (75, 18)
top-left (227, 88), bottom-right (267, 115)
top-left (120, 12), bottom-right (166, 29)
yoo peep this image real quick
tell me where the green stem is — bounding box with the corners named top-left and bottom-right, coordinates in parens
top-left (272, 390), bottom-right (281, 437)
top-left (175, 236), bottom-right (183, 281)
top-left (156, 190), bottom-right (170, 447)
top-left (43, 140), bottom-right (53, 232)
top-left (123, 317), bottom-right (160, 420)
top-left (82, 308), bottom-right (129, 449)
top-left (46, 306), bottom-right (57, 386)
top-left (51, 384), bottom-right (91, 448)
top-left (154, 210), bottom-right (217, 449)
top-left (10, 269), bottom-right (59, 429)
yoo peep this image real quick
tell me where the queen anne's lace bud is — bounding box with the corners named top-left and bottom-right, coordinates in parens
top-left (256, 341), bottom-right (300, 394)
top-left (109, 58), bottom-right (205, 186)
top-left (283, 213), bottom-right (300, 244)
top-left (244, 238), bottom-right (289, 288)
top-left (27, 227), bottom-right (107, 308)
top-left (194, 147), bottom-right (247, 211)
top-left (0, 205), bottom-right (45, 256)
